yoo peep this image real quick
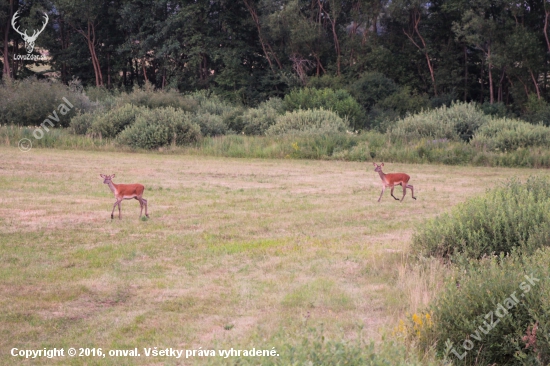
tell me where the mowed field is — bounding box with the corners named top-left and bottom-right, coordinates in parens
top-left (0, 146), bottom-right (541, 365)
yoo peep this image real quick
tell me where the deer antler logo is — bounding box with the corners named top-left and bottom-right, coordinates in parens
top-left (11, 10), bottom-right (49, 54)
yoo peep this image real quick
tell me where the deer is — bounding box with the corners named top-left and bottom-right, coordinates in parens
top-left (373, 162), bottom-right (416, 202)
top-left (11, 10), bottom-right (49, 54)
top-left (100, 174), bottom-right (149, 220)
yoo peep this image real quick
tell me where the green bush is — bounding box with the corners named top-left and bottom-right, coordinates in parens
top-left (118, 83), bottom-right (197, 111)
top-left (69, 112), bottom-right (96, 135)
top-left (89, 104), bottom-right (145, 138)
top-left (426, 250), bottom-right (550, 365)
top-left (241, 97), bottom-right (284, 135)
top-left (117, 107), bottom-right (201, 149)
top-left (471, 117), bottom-right (550, 151)
top-left (412, 176), bottom-right (550, 260)
top-left (522, 94), bottom-right (550, 126)
top-left (389, 102), bottom-right (488, 142)
top-left (283, 88), bottom-right (365, 130)
top-left (191, 112), bottom-right (228, 137)
top-left (266, 108), bottom-right (348, 136)
top-left (348, 72), bottom-right (399, 111)
top-left (0, 78), bottom-right (95, 127)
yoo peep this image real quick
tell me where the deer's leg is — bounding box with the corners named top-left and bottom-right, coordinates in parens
top-left (407, 184), bottom-right (416, 200)
top-left (118, 200), bottom-right (122, 219)
top-left (401, 184), bottom-right (407, 202)
top-left (142, 198), bottom-right (149, 217)
top-left (378, 186), bottom-right (386, 202)
top-left (135, 197), bottom-right (143, 217)
top-left (111, 199), bottom-right (121, 220)
top-left (390, 185), bottom-right (399, 200)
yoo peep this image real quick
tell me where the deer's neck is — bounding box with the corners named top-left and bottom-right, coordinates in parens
top-left (377, 170), bottom-right (386, 182)
top-left (107, 181), bottom-right (118, 195)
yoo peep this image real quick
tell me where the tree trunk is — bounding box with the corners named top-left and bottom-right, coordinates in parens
top-left (2, 0), bottom-right (14, 80)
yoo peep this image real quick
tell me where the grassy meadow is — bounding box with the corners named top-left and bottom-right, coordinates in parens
top-left (1, 145), bottom-right (546, 365)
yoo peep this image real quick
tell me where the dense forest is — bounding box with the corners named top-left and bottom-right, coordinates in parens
top-left (1, 0), bottom-right (550, 113)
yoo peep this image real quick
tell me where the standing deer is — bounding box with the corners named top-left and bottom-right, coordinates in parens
top-left (11, 10), bottom-right (49, 54)
top-left (373, 163), bottom-right (416, 202)
top-left (100, 174), bottom-right (149, 219)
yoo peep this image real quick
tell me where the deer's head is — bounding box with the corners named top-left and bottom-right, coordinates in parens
top-left (373, 162), bottom-right (384, 173)
top-left (100, 174), bottom-right (115, 184)
top-left (12, 10), bottom-right (49, 54)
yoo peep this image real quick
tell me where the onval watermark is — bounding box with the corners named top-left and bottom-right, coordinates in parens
top-left (18, 97), bottom-right (75, 152)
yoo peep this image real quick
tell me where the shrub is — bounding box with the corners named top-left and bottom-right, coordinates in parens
top-left (522, 94), bottom-right (550, 126)
top-left (89, 104), bottom-right (145, 138)
top-left (0, 77), bottom-right (95, 127)
top-left (471, 117), bottom-right (550, 151)
top-left (70, 112), bottom-right (96, 135)
top-left (283, 88), bottom-right (365, 130)
top-left (241, 97), bottom-right (284, 135)
top-left (389, 102), bottom-right (487, 142)
top-left (266, 108), bottom-right (348, 136)
top-left (426, 250), bottom-right (550, 365)
top-left (117, 107), bottom-right (201, 149)
top-left (347, 72), bottom-right (398, 111)
top-left (412, 176), bottom-right (550, 260)
top-left (118, 82), bottom-right (197, 111)
top-left (190, 112), bottom-right (228, 137)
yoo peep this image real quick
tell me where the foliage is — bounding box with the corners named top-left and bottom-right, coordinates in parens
top-left (118, 83), bottom-right (198, 111)
top-left (471, 118), bottom-right (550, 151)
top-left (348, 72), bottom-right (399, 111)
top-left (266, 108), bottom-right (348, 136)
top-left (69, 112), bottom-right (96, 135)
top-left (117, 107), bottom-right (201, 149)
top-left (425, 251), bottom-right (550, 365)
top-left (89, 104), bottom-right (144, 138)
top-left (412, 177), bottom-right (550, 260)
top-left (0, 78), bottom-right (94, 127)
top-left (190, 112), bottom-right (228, 137)
top-left (241, 98), bottom-right (285, 135)
top-left (283, 88), bottom-right (365, 130)
top-left (389, 102), bottom-right (488, 142)
top-left (522, 95), bottom-right (550, 126)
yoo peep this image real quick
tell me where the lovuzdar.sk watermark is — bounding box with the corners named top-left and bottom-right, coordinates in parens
top-left (11, 9), bottom-right (48, 61)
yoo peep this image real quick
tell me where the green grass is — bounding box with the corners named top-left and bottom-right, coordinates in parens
top-left (1, 146), bottom-right (548, 365)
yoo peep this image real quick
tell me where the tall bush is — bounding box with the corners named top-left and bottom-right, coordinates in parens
top-left (0, 78), bottom-right (94, 127)
top-left (283, 88), bottom-right (365, 130)
top-left (117, 107), bottom-right (201, 149)
top-left (266, 108), bottom-right (348, 136)
top-left (412, 176), bottom-right (550, 260)
top-left (425, 251), bottom-right (550, 365)
top-left (471, 117), bottom-right (550, 151)
top-left (89, 104), bottom-right (145, 138)
top-left (389, 102), bottom-right (488, 142)
top-left (241, 97), bottom-right (284, 135)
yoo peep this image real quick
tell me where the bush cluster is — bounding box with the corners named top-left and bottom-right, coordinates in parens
top-left (283, 88), bottom-right (364, 130)
top-left (117, 107), bottom-right (201, 149)
top-left (389, 102), bottom-right (488, 142)
top-left (426, 251), bottom-right (550, 365)
top-left (471, 117), bottom-right (550, 151)
top-left (412, 176), bottom-right (550, 260)
top-left (0, 78), bottom-right (95, 127)
top-left (266, 108), bottom-right (348, 136)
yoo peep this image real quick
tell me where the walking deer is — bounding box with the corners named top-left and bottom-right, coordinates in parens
top-left (373, 163), bottom-right (416, 202)
top-left (100, 174), bottom-right (149, 219)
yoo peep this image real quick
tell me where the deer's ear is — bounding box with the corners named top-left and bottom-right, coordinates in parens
top-left (372, 162), bottom-right (376, 166)
top-left (111, 174), bottom-right (115, 178)
top-left (381, 163), bottom-right (384, 166)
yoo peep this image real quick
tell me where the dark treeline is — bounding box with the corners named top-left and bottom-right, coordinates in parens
top-left (1, 0), bottom-right (550, 110)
